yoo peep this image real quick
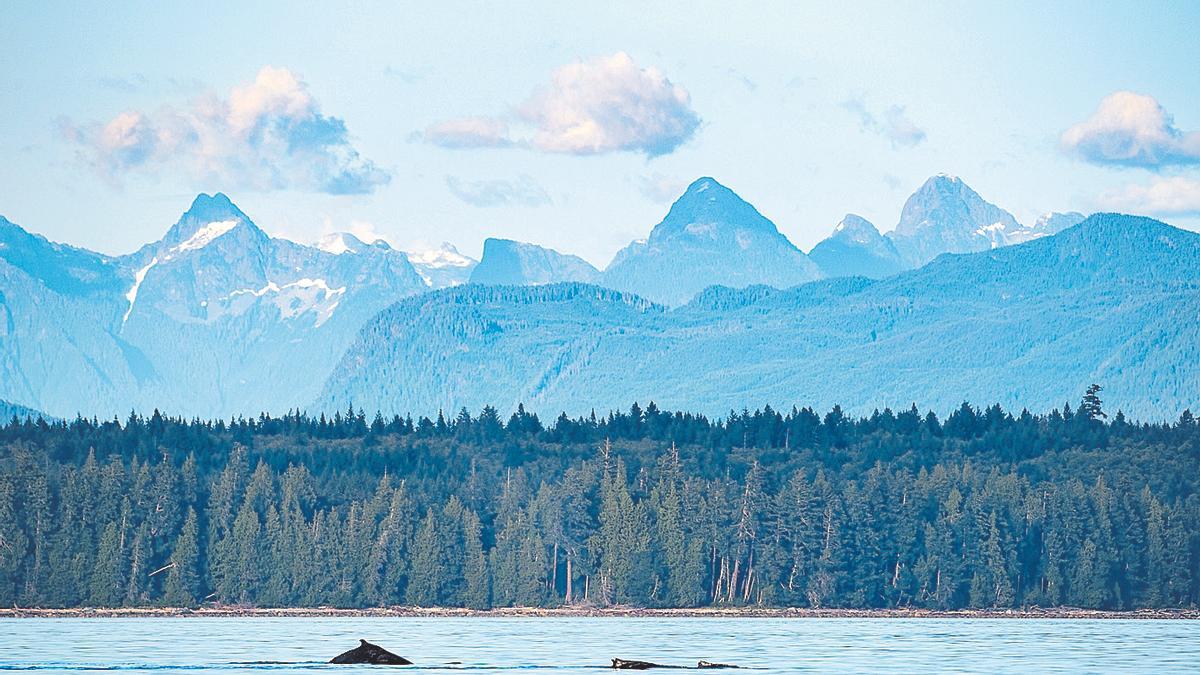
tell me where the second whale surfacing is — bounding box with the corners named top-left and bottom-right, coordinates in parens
top-left (611, 658), bottom-right (740, 670)
top-left (330, 639), bottom-right (413, 665)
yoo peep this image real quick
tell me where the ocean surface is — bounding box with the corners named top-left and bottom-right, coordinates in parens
top-left (1, 617), bottom-right (1197, 673)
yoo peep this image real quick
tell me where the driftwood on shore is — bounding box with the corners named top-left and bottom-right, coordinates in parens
top-left (0, 605), bottom-right (1196, 620)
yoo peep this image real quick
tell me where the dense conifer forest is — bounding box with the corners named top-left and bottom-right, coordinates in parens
top-left (1, 390), bottom-right (1197, 610)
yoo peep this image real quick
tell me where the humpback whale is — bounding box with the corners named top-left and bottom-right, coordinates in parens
top-left (611, 659), bottom-right (740, 670)
top-left (330, 639), bottom-right (413, 665)
top-left (611, 659), bottom-right (680, 669)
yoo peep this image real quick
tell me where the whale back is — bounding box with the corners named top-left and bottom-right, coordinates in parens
top-left (330, 639), bottom-right (413, 665)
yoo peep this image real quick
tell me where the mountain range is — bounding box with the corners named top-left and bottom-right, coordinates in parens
top-left (321, 214), bottom-right (1200, 421)
top-left (1, 175), bottom-right (1192, 420)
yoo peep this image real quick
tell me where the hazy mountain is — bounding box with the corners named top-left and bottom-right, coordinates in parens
top-left (601, 177), bottom-right (822, 305)
top-left (470, 238), bottom-right (600, 286)
top-left (887, 174), bottom-right (1024, 267)
top-left (0, 194), bottom-right (429, 418)
top-left (405, 242), bottom-right (478, 288)
top-left (808, 214), bottom-right (904, 279)
top-left (320, 214), bottom-right (1200, 421)
top-left (1032, 211), bottom-right (1087, 238)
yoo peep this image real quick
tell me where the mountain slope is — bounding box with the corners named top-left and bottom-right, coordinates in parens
top-left (320, 214), bottom-right (1200, 420)
top-left (601, 178), bottom-right (822, 305)
top-left (808, 214), bottom-right (904, 279)
top-left (0, 399), bottom-right (51, 421)
top-left (470, 238), bottom-right (599, 286)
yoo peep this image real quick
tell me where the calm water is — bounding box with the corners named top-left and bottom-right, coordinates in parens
top-left (1, 617), bottom-right (1197, 673)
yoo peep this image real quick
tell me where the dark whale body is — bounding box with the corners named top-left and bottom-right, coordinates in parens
top-left (611, 659), bottom-right (740, 670)
top-left (330, 639), bottom-right (413, 665)
top-left (612, 659), bottom-right (682, 669)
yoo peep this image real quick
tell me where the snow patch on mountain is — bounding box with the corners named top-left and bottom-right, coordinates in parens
top-left (122, 257), bottom-right (158, 326)
top-left (217, 277), bottom-right (347, 326)
top-left (314, 232), bottom-right (366, 255)
top-left (405, 243), bottom-right (478, 287)
top-left (173, 220), bottom-right (240, 254)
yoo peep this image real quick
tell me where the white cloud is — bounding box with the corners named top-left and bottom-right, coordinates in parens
top-left (1099, 177), bottom-right (1200, 217)
top-left (842, 97), bottom-right (926, 148)
top-left (426, 52), bottom-right (700, 157)
top-left (66, 66), bottom-right (389, 194)
top-left (445, 175), bottom-right (552, 207)
top-left (1061, 91), bottom-right (1200, 169)
top-left (425, 116), bottom-right (512, 148)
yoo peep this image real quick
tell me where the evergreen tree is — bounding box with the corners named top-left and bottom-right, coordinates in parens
top-left (163, 508), bottom-right (201, 606)
top-left (407, 508), bottom-right (442, 606)
top-left (1080, 384), bottom-right (1106, 421)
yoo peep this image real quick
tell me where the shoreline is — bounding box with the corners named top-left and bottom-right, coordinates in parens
top-left (1, 606), bottom-right (1196, 620)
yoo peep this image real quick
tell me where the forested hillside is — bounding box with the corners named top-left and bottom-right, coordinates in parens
top-left (1, 392), bottom-right (1197, 610)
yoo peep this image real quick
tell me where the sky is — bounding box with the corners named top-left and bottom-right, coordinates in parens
top-left (1, 0), bottom-right (1198, 267)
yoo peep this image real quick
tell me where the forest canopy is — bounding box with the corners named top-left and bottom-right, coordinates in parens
top-left (1, 393), bottom-right (1197, 610)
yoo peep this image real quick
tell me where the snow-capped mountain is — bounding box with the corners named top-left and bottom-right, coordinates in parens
top-left (887, 174), bottom-right (1024, 267)
top-left (601, 177), bottom-right (822, 305)
top-left (808, 214), bottom-right (904, 279)
top-left (314, 231), bottom-right (395, 256)
top-left (0, 194), bottom-right (429, 418)
top-left (470, 238), bottom-right (599, 286)
top-left (405, 242), bottom-right (478, 288)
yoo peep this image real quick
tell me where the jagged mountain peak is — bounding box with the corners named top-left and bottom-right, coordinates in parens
top-left (896, 174), bottom-right (1012, 232)
top-left (179, 192), bottom-right (247, 226)
top-left (601, 176), bottom-right (820, 305)
top-left (654, 177), bottom-right (781, 239)
top-left (162, 192), bottom-right (256, 249)
top-left (889, 174), bottom-right (1021, 267)
top-left (810, 214), bottom-right (902, 280)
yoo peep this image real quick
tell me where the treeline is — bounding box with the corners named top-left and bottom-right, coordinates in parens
top-left (1, 392), bottom-right (1198, 610)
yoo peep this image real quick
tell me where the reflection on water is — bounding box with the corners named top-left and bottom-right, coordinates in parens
top-left (2, 617), bottom-right (1197, 673)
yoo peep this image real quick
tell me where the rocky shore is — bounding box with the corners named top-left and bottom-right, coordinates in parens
top-left (1, 606), bottom-right (1196, 619)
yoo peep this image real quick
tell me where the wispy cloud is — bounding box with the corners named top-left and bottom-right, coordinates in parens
top-left (635, 173), bottom-right (688, 203)
top-left (445, 174), bottom-right (552, 207)
top-left (425, 117), bottom-right (513, 149)
top-left (1099, 176), bottom-right (1200, 217)
top-left (1061, 91), bottom-right (1200, 169)
top-left (842, 96), bottom-right (926, 148)
top-left (64, 66), bottom-right (389, 194)
top-left (425, 52), bottom-right (701, 157)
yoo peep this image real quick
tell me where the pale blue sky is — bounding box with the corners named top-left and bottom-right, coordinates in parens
top-left (2, 0), bottom-right (1198, 265)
